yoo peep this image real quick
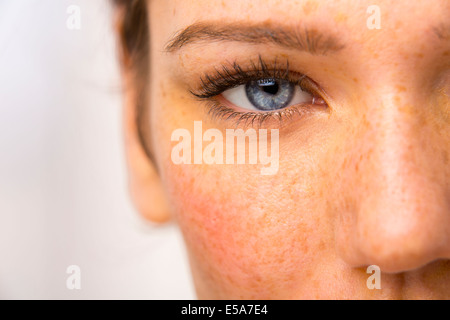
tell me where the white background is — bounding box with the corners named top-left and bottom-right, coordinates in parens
top-left (0, 0), bottom-right (195, 299)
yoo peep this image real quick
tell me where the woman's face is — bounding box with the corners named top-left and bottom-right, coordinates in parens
top-left (125, 0), bottom-right (450, 299)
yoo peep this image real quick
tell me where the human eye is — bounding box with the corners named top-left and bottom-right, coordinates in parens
top-left (189, 56), bottom-right (328, 126)
top-left (222, 78), bottom-right (312, 112)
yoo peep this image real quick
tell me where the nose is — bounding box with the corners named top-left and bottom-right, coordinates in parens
top-left (334, 90), bottom-right (450, 273)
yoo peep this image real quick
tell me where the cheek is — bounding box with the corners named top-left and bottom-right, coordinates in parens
top-left (151, 80), bottom-right (336, 297)
top-left (162, 160), bottom-right (330, 298)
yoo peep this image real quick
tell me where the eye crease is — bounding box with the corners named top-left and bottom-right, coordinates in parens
top-left (190, 56), bottom-right (328, 126)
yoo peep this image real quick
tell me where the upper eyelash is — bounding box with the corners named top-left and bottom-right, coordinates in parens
top-left (190, 55), bottom-right (310, 99)
top-left (188, 55), bottom-right (325, 127)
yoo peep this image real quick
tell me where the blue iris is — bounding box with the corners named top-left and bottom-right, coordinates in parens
top-left (245, 78), bottom-right (295, 111)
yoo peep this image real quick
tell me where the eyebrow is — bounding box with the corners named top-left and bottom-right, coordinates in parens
top-left (164, 22), bottom-right (345, 55)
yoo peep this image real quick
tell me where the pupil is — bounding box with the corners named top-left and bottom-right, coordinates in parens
top-left (258, 80), bottom-right (279, 95)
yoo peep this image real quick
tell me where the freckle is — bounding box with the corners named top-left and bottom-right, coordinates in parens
top-left (396, 85), bottom-right (406, 92)
top-left (442, 51), bottom-right (449, 56)
top-left (172, 7), bottom-right (176, 15)
top-left (415, 52), bottom-right (424, 59)
top-left (318, 240), bottom-right (326, 251)
top-left (305, 269), bottom-right (313, 279)
top-left (352, 77), bottom-right (358, 83)
top-left (399, 103), bottom-right (414, 115)
top-left (334, 12), bottom-right (348, 23)
top-left (443, 150), bottom-right (448, 165)
top-left (302, 0), bottom-right (318, 15)
top-left (313, 279), bottom-right (320, 289)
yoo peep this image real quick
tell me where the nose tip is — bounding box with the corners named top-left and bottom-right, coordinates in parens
top-left (337, 192), bottom-right (450, 273)
top-left (336, 151), bottom-right (450, 273)
top-left (353, 210), bottom-right (449, 273)
top-left (334, 97), bottom-right (450, 274)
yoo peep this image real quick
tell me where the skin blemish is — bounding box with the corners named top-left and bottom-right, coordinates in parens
top-left (400, 103), bottom-right (416, 116)
top-left (395, 21), bottom-right (403, 30)
top-left (396, 85), bottom-right (407, 93)
top-left (415, 52), bottom-right (424, 59)
top-left (334, 12), bottom-right (348, 23)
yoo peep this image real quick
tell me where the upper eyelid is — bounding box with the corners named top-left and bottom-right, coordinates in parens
top-left (205, 56), bottom-right (293, 83)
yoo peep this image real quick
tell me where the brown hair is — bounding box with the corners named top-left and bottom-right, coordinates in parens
top-left (113, 0), bottom-right (153, 162)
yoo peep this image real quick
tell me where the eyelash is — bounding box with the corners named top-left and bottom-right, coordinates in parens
top-left (189, 56), bottom-right (326, 126)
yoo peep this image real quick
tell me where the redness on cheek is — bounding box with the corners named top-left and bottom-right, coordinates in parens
top-left (164, 163), bottom-right (321, 298)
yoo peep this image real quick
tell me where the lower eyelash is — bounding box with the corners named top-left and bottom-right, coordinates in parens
top-left (202, 99), bottom-right (315, 128)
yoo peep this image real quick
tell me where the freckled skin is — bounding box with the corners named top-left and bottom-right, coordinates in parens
top-left (302, 1), bottom-right (318, 15)
top-left (131, 0), bottom-right (450, 299)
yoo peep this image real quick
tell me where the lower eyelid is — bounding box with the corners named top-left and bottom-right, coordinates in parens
top-left (203, 98), bottom-right (322, 128)
top-left (215, 93), bottom-right (319, 119)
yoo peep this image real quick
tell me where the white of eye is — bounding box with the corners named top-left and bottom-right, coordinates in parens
top-left (221, 84), bottom-right (313, 111)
